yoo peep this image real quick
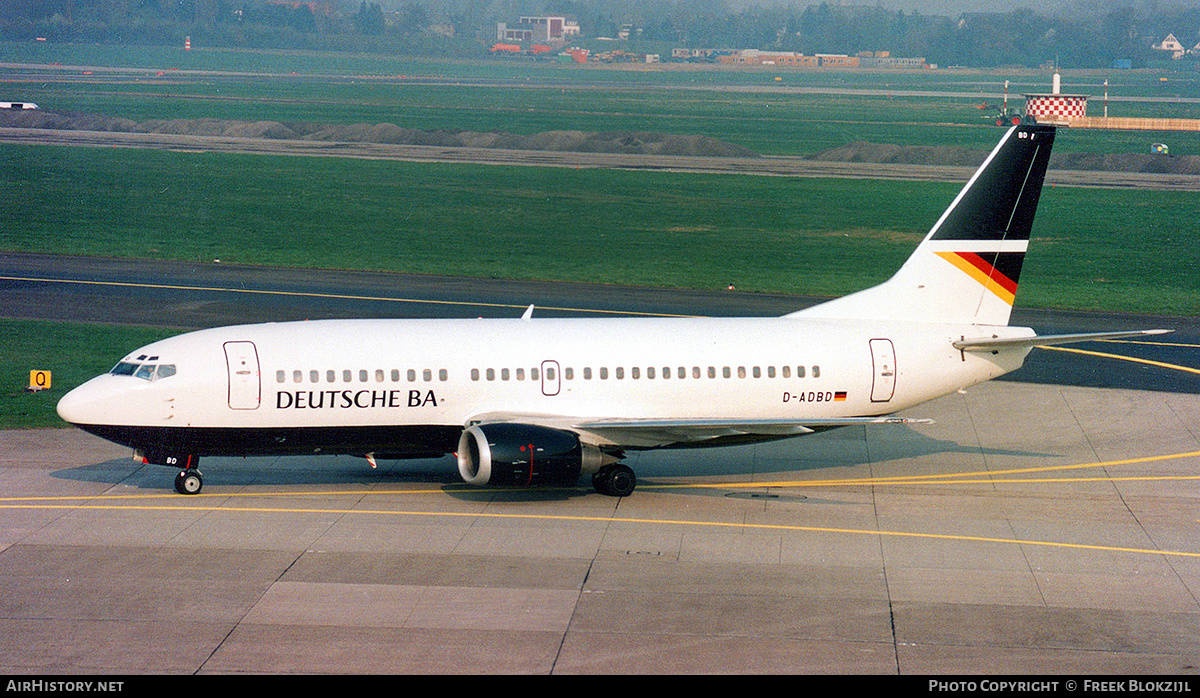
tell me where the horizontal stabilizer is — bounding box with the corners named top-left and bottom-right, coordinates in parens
top-left (953, 329), bottom-right (1172, 351)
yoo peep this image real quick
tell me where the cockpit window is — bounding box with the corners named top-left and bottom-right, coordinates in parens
top-left (110, 362), bottom-right (177, 380)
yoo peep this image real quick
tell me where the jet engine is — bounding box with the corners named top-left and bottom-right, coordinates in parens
top-left (457, 423), bottom-right (615, 488)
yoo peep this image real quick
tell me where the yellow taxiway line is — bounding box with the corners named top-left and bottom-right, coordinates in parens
top-left (0, 500), bottom-right (1196, 560)
top-left (0, 275), bottom-right (695, 318)
top-left (2, 450), bottom-right (1198, 560)
top-left (1037, 345), bottom-right (1200, 375)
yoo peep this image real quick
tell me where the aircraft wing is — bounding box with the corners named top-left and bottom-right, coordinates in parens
top-left (467, 412), bottom-right (931, 449)
top-left (574, 416), bottom-right (933, 448)
top-left (954, 329), bottom-right (1172, 352)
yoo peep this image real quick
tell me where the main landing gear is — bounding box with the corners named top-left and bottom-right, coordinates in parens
top-left (593, 463), bottom-right (636, 497)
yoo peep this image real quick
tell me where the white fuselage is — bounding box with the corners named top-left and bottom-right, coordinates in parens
top-left (57, 315), bottom-right (1031, 453)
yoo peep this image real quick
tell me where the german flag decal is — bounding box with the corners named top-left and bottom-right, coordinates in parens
top-left (934, 251), bottom-right (1024, 305)
top-left (834, 391), bottom-right (847, 401)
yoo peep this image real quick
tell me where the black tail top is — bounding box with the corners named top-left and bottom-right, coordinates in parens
top-left (930, 124), bottom-right (1056, 242)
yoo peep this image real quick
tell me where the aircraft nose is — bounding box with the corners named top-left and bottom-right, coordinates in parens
top-left (56, 377), bottom-right (109, 426)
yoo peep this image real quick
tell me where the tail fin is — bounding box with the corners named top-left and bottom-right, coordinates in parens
top-left (792, 123), bottom-right (1056, 326)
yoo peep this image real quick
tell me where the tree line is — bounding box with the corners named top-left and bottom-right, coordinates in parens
top-left (1, 0), bottom-right (1197, 68)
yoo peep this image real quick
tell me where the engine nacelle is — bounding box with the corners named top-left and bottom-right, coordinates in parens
top-left (457, 423), bottom-right (614, 487)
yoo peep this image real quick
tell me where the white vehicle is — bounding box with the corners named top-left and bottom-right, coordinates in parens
top-left (57, 124), bottom-right (1166, 496)
top-left (1, 102), bottom-right (39, 110)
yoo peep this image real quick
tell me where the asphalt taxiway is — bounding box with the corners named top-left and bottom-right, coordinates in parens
top-left (1, 254), bottom-right (1198, 674)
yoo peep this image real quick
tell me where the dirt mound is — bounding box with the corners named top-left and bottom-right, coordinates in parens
top-left (808, 140), bottom-right (1200, 175)
top-left (811, 141), bottom-right (986, 167)
top-left (0, 110), bottom-right (757, 158)
top-left (1051, 151), bottom-right (1200, 175)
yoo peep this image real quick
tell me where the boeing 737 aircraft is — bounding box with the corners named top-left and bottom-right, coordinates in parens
top-left (57, 123), bottom-right (1166, 496)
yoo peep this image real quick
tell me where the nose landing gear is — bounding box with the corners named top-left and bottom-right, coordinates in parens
top-left (174, 468), bottom-right (203, 495)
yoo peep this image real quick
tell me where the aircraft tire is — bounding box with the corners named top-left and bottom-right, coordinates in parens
top-left (603, 464), bottom-right (636, 497)
top-left (592, 468), bottom-right (611, 494)
top-left (175, 469), bottom-right (203, 495)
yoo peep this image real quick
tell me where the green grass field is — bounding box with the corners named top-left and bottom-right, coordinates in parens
top-left (2, 143), bottom-right (1196, 314)
top-left (0, 319), bottom-right (175, 429)
top-left (4, 41), bottom-right (1199, 156)
top-left (0, 44), bottom-right (1197, 431)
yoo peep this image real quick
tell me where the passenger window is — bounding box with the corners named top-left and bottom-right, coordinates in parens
top-left (545, 367), bottom-right (555, 380)
top-left (813, 366), bottom-right (820, 378)
top-left (311, 370), bottom-right (320, 383)
top-left (797, 366), bottom-right (805, 378)
top-left (767, 366), bottom-right (775, 378)
top-left (294, 370), bottom-right (303, 383)
top-left (565, 368), bottom-right (574, 380)
top-left (423, 369), bottom-right (432, 382)
top-left (471, 368), bottom-right (480, 381)
top-left (327, 370), bottom-right (337, 383)
top-left (276, 370), bottom-right (285, 383)
top-left (407, 369), bottom-right (416, 382)
top-left (501, 368), bottom-right (510, 381)
top-left (358, 370), bottom-right (367, 382)
top-left (516, 368), bottom-right (525, 381)
top-left (439, 369), bottom-right (448, 381)
top-left (486, 368), bottom-right (495, 381)
top-left (391, 369), bottom-right (400, 382)
top-left (722, 367), bottom-right (731, 378)
top-left (343, 369), bottom-right (352, 382)
top-left (531, 368), bottom-right (539, 380)
top-left (583, 367), bottom-right (592, 380)
top-left (782, 366), bottom-right (791, 378)
top-left (737, 366), bottom-right (746, 378)
top-left (646, 367), bottom-right (654, 379)
top-left (600, 367), bottom-right (608, 379)
top-left (375, 369), bottom-right (384, 382)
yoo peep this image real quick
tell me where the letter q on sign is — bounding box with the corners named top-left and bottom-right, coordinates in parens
top-left (27, 370), bottom-right (51, 392)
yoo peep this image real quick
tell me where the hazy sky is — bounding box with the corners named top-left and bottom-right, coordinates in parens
top-left (726, 0), bottom-right (1200, 16)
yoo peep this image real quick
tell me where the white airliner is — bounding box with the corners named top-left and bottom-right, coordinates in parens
top-left (57, 123), bottom-right (1167, 496)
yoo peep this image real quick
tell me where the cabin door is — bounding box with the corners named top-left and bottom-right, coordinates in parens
top-left (870, 338), bottom-right (896, 403)
top-left (224, 341), bottom-right (261, 410)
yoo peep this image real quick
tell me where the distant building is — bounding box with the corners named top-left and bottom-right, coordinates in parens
top-left (860, 55), bottom-right (927, 69)
top-left (720, 50), bottom-right (817, 66)
top-left (816, 54), bottom-right (861, 68)
top-left (672, 48), bottom-right (733, 61)
top-left (496, 23), bottom-right (533, 43)
top-left (497, 16), bottom-right (579, 46)
top-left (1152, 34), bottom-right (1186, 59)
